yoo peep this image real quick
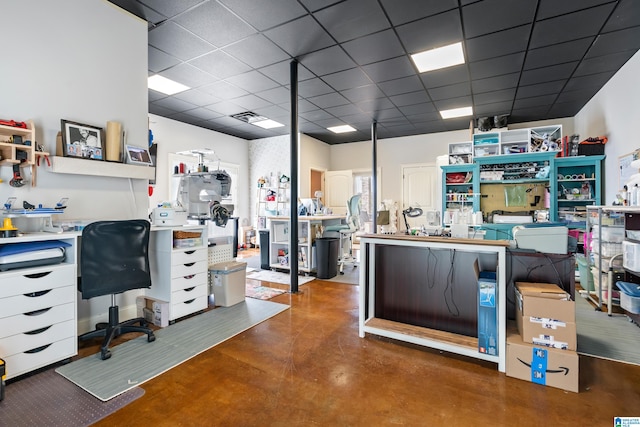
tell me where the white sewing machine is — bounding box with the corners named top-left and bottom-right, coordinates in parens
top-left (512, 225), bottom-right (568, 254)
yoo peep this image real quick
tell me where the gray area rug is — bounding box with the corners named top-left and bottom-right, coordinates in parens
top-left (0, 368), bottom-right (143, 427)
top-left (576, 294), bottom-right (640, 365)
top-left (56, 298), bottom-right (289, 401)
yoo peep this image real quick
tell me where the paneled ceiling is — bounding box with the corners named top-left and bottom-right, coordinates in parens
top-left (109, 0), bottom-right (640, 144)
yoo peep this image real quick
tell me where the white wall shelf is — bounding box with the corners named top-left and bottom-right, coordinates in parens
top-left (50, 156), bottom-right (155, 180)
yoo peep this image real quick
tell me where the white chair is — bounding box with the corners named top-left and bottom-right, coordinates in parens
top-left (324, 194), bottom-right (362, 274)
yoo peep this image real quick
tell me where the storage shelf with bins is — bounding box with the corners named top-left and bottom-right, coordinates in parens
top-left (448, 141), bottom-right (473, 164)
top-left (441, 163), bottom-right (479, 224)
top-left (269, 218), bottom-right (321, 273)
top-left (256, 183), bottom-right (290, 229)
top-left (585, 206), bottom-right (625, 314)
top-left (472, 125), bottom-right (562, 158)
top-left (0, 120), bottom-right (50, 187)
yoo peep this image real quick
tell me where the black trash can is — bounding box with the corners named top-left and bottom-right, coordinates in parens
top-left (259, 230), bottom-right (270, 270)
top-left (315, 237), bottom-right (339, 279)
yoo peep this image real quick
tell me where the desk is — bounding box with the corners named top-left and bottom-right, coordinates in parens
top-left (358, 234), bottom-right (508, 372)
top-left (267, 215), bottom-right (345, 272)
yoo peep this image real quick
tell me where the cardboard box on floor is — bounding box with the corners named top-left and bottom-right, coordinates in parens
top-left (136, 296), bottom-right (169, 327)
top-left (506, 329), bottom-right (579, 393)
top-left (515, 282), bottom-right (576, 350)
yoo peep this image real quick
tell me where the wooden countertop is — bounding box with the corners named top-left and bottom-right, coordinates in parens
top-left (359, 233), bottom-right (511, 247)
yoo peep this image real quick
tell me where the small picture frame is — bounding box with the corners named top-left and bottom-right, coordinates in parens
top-left (125, 144), bottom-right (154, 166)
top-left (60, 119), bottom-right (104, 160)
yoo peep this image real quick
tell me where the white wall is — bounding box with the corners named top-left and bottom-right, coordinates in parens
top-left (1, 0), bottom-right (149, 332)
top-left (148, 114), bottom-right (250, 226)
top-left (0, 0), bottom-right (149, 221)
top-left (574, 49), bottom-right (640, 204)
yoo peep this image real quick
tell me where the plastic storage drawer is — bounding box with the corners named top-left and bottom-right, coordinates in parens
top-left (623, 240), bottom-right (640, 272)
top-left (616, 281), bottom-right (640, 314)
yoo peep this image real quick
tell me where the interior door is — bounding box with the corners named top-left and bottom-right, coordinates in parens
top-left (325, 170), bottom-right (353, 215)
top-left (401, 164), bottom-right (438, 230)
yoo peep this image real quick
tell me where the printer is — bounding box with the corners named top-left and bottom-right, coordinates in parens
top-left (512, 225), bottom-right (568, 254)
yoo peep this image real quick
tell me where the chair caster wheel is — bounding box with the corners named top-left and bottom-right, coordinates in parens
top-left (148, 333), bottom-right (156, 343)
top-left (101, 350), bottom-right (112, 360)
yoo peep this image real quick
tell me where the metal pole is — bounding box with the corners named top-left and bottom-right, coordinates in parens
top-left (372, 121), bottom-right (378, 233)
top-left (290, 60), bottom-right (299, 293)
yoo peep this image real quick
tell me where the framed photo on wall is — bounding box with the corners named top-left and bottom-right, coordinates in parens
top-left (60, 119), bottom-right (104, 160)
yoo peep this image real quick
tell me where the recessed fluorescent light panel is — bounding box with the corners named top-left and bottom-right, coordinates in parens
top-left (230, 111), bottom-right (284, 129)
top-left (411, 42), bottom-right (465, 73)
top-left (148, 74), bottom-right (190, 95)
top-left (327, 125), bottom-right (356, 133)
top-left (252, 118), bottom-right (284, 129)
top-left (440, 106), bottom-right (473, 119)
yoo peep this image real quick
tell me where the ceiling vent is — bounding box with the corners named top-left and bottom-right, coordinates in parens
top-left (230, 111), bottom-right (264, 123)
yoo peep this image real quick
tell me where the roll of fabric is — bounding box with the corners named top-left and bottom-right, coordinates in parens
top-left (105, 121), bottom-right (122, 162)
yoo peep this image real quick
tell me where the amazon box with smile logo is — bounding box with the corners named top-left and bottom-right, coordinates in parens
top-left (506, 329), bottom-right (579, 393)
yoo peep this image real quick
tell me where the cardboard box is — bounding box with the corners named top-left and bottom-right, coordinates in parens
top-left (515, 282), bottom-right (576, 350)
top-left (136, 296), bottom-right (169, 327)
top-left (507, 330), bottom-right (579, 393)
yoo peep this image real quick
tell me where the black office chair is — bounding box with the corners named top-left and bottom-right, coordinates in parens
top-left (78, 219), bottom-right (155, 360)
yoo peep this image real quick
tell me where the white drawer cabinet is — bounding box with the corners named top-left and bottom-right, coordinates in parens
top-left (0, 236), bottom-right (78, 380)
top-left (148, 226), bottom-right (209, 322)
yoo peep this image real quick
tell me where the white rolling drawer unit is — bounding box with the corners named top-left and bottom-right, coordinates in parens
top-left (0, 235), bottom-right (78, 380)
top-left (147, 226), bottom-right (208, 322)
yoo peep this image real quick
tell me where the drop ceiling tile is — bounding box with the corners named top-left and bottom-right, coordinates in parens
top-left (174, 1), bottom-right (256, 47)
top-left (468, 52), bottom-right (526, 81)
top-left (223, 34), bottom-right (290, 69)
top-left (513, 94), bottom-right (558, 109)
top-left (564, 71), bottom-right (616, 92)
top-left (463, 0), bottom-right (537, 38)
top-left (516, 80), bottom-right (567, 99)
top-left (298, 0), bottom-right (342, 12)
top-left (313, 0), bottom-right (390, 42)
top-left (465, 25), bottom-right (531, 62)
top-left (473, 101), bottom-right (512, 116)
top-left (390, 91), bottom-right (432, 107)
top-left (139, 0), bottom-right (204, 18)
top-left (299, 45), bottom-right (357, 76)
top-left (148, 21), bottom-right (214, 61)
top-left (226, 70), bottom-right (280, 93)
top-left (188, 50), bottom-right (251, 79)
top-left (112, 0), bottom-right (167, 25)
top-left (295, 99), bottom-right (319, 113)
top-left (356, 97), bottom-right (395, 112)
top-left (547, 101), bottom-right (583, 118)
top-left (169, 111), bottom-right (206, 124)
top-left (218, 0), bottom-right (307, 31)
top-left (378, 76), bottom-right (423, 96)
top-left (586, 26), bottom-right (640, 58)
top-left (321, 68), bottom-right (373, 91)
top-left (200, 81), bottom-right (249, 99)
top-left (341, 29), bottom-right (405, 65)
top-left (471, 73), bottom-right (520, 93)
top-left (428, 82), bottom-right (471, 101)
top-left (206, 101), bottom-right (246, 116)
top-left (433, 96), bottom-right (473, 111)
top-left (174, 89), bottom-right (221, 106)
top-left (555, 87), bottom-right (599, 104)
top-left (148, 90), bottom-right (166, 102)
top-left (149, 103), bottom-right (175, 116)
top-left (574, 51), bottom-right (636, 76)
top-left (536, 0), bottom-right (616, 20)
top-left (529, 4), bottom-right (615, 49)
top-left (264, 15), bottom-right (335, 57)
top-left (259, 61), bottom-right (315, 85)
top-left (473, 88), bottom-right (516, 106)
top-left (397, 102), bottom-right (437, 116)
top-left (339, 112), bottom-right (375, 125)
top-left (519, 62), bottom-right (578, 86)
top-left (299, 109), bottom-right (335, 122)
top-left (232, 94), bottom-right (273, 110)
top-left (362, 56), bottom-right (416, 83)
top-left (420, 64), bottom-right (469, 89)
top-left (307, 92), bottom-right (350, 109)
top-left (406, 111), bottom-right (442, 124)
top-left (148, 46), bottom-right (181, 73)
top-left (209, 115), bottom-right (249, 127)
top-left (375, 108), bottom-right (405, 120)
top-left (341, 85), bottom-right (387, 103)
top-left (396, 10), bottom-right (463, 53)
top-left (255, 87), bottom-right (291, 104)
top-left (253, 104), bottom-right (290, 120)
top-left (160, 63), bottom-right (218, 88)
top-left (524, 38), bottom-right (594, 69)
top-left (380, 0), bottom-right (458, 25)
top-left (603, 0), bottom-right (640, 32)
top-left (152, 96), bottom-right (197, 112)
top-left (323, 104), bottom-right (363, 118)
top-left (297, 78), bottom-right (334, 98)
top-left (509, 106), bottom-right (550, 122)
top-left (181, 107), bottom-right (224, 121)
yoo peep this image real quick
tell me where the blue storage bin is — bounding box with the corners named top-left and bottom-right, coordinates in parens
top-left (616, 281), bottom-right (640, 314)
